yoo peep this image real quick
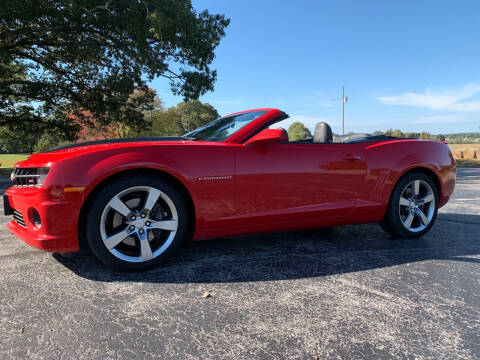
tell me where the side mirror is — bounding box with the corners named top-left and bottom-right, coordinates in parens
top-left (245, 129), bottom-right (287, 146)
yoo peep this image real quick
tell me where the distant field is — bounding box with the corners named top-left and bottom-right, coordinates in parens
top-left (448, 143), bottom-right (480, 151)
top-left (448, 144), bottom-right (480, 167)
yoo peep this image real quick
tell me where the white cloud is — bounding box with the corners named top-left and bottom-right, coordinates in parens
top-left (376, 84), bottom-right (480, 111)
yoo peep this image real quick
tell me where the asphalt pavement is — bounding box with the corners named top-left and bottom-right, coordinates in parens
top-left (0, 169), bottom-right (479, 359)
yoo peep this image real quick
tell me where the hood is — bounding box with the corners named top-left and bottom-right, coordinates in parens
top-left (15, 136), bottom-right (189, 168)
top-left (45, 136), bottom-right (183, 153)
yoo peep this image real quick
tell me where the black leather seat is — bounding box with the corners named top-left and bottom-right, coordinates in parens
top-left (313, 122), bottom-right (333, 143)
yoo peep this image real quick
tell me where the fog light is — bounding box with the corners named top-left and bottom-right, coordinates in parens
top-left (29, 208), bottom-right (42, 228)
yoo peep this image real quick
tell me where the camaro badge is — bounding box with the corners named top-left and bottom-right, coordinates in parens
top-left (197, 175), bottom-right (233, 181)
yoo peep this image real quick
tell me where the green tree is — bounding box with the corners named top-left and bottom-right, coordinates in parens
top-left (0, 125), bottom-right (37, 153)
top-left (391, 129), bottom-right (404, 138)
top-left (177, 100), bottom-right (219, 133)
top-left (420, 132), bottom-right (432, 140)
top-left (152, 100), bottom-right (219, 136)
top-left (0, 0), bottom-right (230, 137)
top-left (33, 132), bottom-right (71, 153)
top-left (152, 107), bottom-right (183, 136)
top-left (405, 132), bottom-right (420, 138)
top-left (373, 130), bottom-right (384, 135)
top-left (288, 122), bottom-right (312, 141)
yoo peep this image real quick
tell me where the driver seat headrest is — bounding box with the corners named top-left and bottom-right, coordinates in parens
top-left (313, 122), bottom-right (333, 143)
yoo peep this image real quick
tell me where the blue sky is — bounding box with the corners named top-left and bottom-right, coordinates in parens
top-left (149, 0), bottom-right (480, 134)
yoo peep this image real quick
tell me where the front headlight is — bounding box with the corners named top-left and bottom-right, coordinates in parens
top-left (37, 167), bottom-right (50, 186)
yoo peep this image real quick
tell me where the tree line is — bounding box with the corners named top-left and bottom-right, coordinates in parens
top-left (1, 0), bottom-right (229, 152)
top-left (0, 98), bottom-right (220, 153)
top-left (286, 122), bottom-right (479, 144)
top-left (372, 129), bottom-right (480, 143)
top-left (372, 129), bottom-right (441, 141)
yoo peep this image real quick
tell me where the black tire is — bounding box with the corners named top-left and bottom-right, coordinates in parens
top-left (380, 171), bottom-right (439, 238)
top-left (85, 174), bottom-right (188, 271)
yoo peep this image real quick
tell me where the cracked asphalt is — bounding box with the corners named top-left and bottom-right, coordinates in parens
top-left (0, 169), bottom-right (479, 359)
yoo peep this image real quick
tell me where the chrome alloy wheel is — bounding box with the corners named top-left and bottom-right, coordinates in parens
top-left (100, 186), bottom-right (178, 263)
top-left (398, 179), bottom-right (435, 233)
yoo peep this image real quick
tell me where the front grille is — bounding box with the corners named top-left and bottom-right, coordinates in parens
top-left (13, 209), bottom-right (26, 228)
top-left (11, 168), bottom-right (43, 187)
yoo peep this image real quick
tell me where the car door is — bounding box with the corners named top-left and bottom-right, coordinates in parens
top-left (234, 142), bottom-right (367, 225)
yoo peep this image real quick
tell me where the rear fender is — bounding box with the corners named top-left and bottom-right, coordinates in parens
top-left (363, 140), bottom-right (455, 209)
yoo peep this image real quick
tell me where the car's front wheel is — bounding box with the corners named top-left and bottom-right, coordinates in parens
top-left (85, 174), bottom-right (188, 271)
top-left (381, 171), bottom-right (439, 238)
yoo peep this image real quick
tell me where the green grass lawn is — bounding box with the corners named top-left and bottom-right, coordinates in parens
top-left (0, 154), bottom-right (30, 178)
top-left (0, 153), bottom-right (29, 168)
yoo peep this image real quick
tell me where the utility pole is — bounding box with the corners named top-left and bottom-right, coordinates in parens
top-left (342, 86), bottom-right (348, 135)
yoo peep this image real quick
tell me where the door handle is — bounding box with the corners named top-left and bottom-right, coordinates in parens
top-left (343, 154), bottom-right (361, 161)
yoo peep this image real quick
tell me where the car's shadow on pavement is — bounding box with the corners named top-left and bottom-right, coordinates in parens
top-left (53, 212), bottom-right (480, 283)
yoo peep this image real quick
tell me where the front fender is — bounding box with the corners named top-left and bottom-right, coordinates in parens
top-left (79, 151), bottom-right (193, 202)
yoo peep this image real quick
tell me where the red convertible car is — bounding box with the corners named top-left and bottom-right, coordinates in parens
top-left (4, 108), bottom-right (456, 270)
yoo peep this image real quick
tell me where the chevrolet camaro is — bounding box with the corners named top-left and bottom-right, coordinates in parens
top-left (4, 108), bottom-right (456, 270)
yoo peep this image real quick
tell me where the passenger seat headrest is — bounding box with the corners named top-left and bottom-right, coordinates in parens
top-left (313, 122), bottom-right (333, 143)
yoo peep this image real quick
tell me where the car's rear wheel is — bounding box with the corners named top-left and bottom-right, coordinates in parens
top-left (381, 171), bottom-right (438, 238)
top-left (85, 174), bottom-right (188, 271)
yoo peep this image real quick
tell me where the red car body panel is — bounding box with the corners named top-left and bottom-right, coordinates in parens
top-left (5, 109), bottom-right (456, 252)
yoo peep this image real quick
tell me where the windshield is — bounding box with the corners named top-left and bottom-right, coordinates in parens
top-left (184, 111), bottom-right (267, 141)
